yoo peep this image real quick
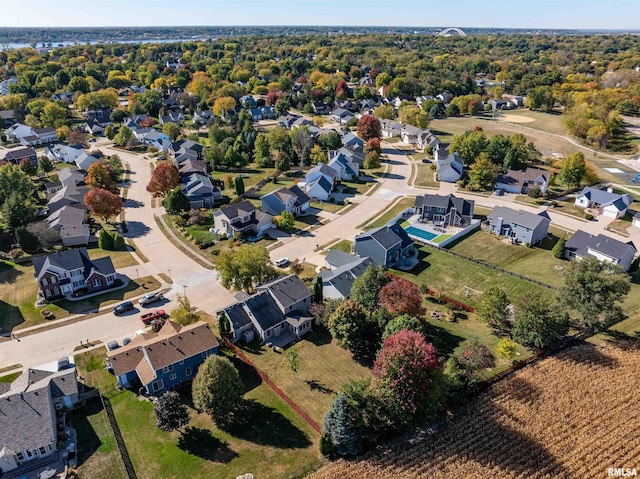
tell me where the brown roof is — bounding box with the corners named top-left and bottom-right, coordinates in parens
top-left (107, 321), bottom-right (219, 380)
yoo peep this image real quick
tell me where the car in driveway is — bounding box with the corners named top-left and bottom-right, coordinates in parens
top-left (113, 301), bottom-right (134, 315)
top-left (274, 257), bottom-right (290, 267)
top-left (138, 291), bottom-right (164, 306)
top-left (141, 309), bottom-right (166, 325)
top-left (107, 340), bottom-right (120, 351)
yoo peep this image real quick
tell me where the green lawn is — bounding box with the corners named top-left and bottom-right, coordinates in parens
top-left (75, 348), bottom-right (321, 479)
top-left (359, 196), bottom-right (416, 229)
top-left (414, 163), bottom-right (439, 188)
top-left (0, 258), bottom-right (160, 333)
top-left (87, 246), bottom-right (139, 269)
top-left (340, 180), bottom-right (375, 196)
top-left (516, 195), bottom-right (588, 220)
top-left (239, 329), bottom-right (372, 425)
top-left (447, 230), bottom-right (566, 288)
top-left (392, 244), bottom-right (548, 308)
top-left (310, 200), bottom-right (347, 213)
top-left (328, 239), bottom-right (353, 254)
top-left (0, 372), bottom-right (21, 383)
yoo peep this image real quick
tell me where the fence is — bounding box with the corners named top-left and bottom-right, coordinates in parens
top-left (99, 392), bottom-right (138, 479)
top-left (224, 338), bottom-right (322, 435)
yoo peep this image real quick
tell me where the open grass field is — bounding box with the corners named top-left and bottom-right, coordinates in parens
top-left (392, 244), bottom-right (548, 308)
top-left (311, 341), bottom-right (640, 479)
top-left (0, 258), bottom-right (160, 332)
top-left (238, 329), bottom-right (372, 425)
top-left (359, 196), bottom-right (415, 229)
top-left (447, 230), bottom-right (566, 288)
top-left (75, 348), bottom-right (322, 479)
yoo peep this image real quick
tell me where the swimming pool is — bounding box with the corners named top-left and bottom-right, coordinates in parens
top-left (404, 226), bottom-right (438, 242)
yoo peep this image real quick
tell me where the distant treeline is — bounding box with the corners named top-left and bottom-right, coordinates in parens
top-left (0, 26), bottom-right (627, 46)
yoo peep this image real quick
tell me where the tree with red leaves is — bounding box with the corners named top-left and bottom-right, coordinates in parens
top-left (139, 117), bottom-right (157, 128)
top-left (379, 277), bottom-right (425, 317)
top-left (357, 114), bottom-right (382, 141)
top-left (84, 188), bottom-right (122, 222)
top-left (147, 162), bottom-right (180, 196)
top-left (373, 329), bottom-right (439, 424)
top-left (266, 90), bottom-right (281, 106)
top-left (364, 138), bottom-right (381, 155)
top-left (336, 79), bottom-right (349, 100)
top-left (86, 161), bottom-right (118, 194)
top-left (67, 130), bottom-right (87, 146)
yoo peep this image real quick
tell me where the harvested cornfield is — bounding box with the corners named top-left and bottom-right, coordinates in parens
top-left (311, 342), bottom-right (640, 479)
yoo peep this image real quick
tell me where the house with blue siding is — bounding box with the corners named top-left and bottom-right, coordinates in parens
top-left (107, 321), bottom-right (219, 396)
top-left (354, 224), bottom-right (415, 268)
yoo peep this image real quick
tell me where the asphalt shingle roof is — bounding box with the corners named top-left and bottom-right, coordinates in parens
top-left (565, 230), bottom-right (637, 262)
top-left (488, 206), bottom-right (549, 231)
top-left (257, 275), bottom-right (311, 311)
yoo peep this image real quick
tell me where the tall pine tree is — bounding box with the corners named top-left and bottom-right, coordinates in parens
top-left (322, 393), bottom-right (360, 456)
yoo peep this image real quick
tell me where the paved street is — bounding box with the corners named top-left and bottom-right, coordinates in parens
top-left (1, 139), bottom-right (638, 372)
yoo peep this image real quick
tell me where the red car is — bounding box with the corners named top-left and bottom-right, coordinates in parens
top-left (140, 310), bottom-right (166, 324)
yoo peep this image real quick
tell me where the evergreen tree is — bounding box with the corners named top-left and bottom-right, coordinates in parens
top-left (234, 176), bottom-right (245, 196)
top-left (112, 233), bottom-right (125, 250)
top-left (218, 312), bottom-right (231, 338)
top-left (552, 237), bottom-right (566, 259)
top-left (98, 229), bottom-right (114, 250)
top-left (313, 276), bottom-right (323, 303)
top-left (15, 226), bottom-right (38, 252)
top-left (164, 187), bottom-right (190, 214)
top-left (322, 393), bottom-right (361, 456)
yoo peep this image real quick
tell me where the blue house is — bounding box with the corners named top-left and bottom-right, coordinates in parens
top-left (107, 321), bottom-right (219, 396)
top-left (354, 224), bottom-right (415, 268)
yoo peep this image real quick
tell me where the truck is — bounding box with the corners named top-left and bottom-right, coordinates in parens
top-left (140, 309), bottom-right (166, 325)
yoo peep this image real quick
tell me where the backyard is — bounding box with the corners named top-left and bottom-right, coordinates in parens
top-left (0, 258), bottom-right (160, 332)
top-left (359, 196), bottom-right (416, 229)
top-left (74, 348), bottom-right (322, 479)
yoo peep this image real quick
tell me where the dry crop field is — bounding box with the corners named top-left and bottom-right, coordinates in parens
top-left (311, 342), bottom-right (640, 479)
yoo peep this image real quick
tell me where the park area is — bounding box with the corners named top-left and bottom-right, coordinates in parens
top-left (73, 347), bottom-right (321, 479)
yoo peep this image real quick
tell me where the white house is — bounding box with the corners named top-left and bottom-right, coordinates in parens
top-left (437, 152), bottom-right (464, 183)
top-left (564, 230), bottom-right (637, 272)
top-left (495, 167), bottom-right (550, 195)
top-left (75, 152), bottom-right (100, 170)
top-left (133, 128), bottom-right (171, 151)
top-left (304, 162), bottom-right (337, 201)
top-left (5, 124), bottom-right (58, 146)
top-left (574, 187), bottom-right (633, 219)
top-left (45, 144), bottom-right (84, 164)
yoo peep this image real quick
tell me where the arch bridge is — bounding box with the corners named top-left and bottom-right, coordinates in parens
top-left (436, 27), bottom-right (467, 37)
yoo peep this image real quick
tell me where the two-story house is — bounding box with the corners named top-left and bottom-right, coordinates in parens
top-left (354, 223), bottom-right (415, 268)
top-left (107, 321), bottom-right (219, 395)
top-left (2, 147), bottom-right (38, 166)
top-left (222, 275), bottom-right (313, 347)
top-left (564, 230), bottom-right (637, 272)
top-left (341, 132), bottom-right (364, 151)
top-left (495, 167), bottom-right (550, 195)
top-left (0, 365), bottom-right (80, 474)
top-left (213, 200), bottom-right (274, 238)
top-left (436, 152), bottom-right (464, 183)
top-left (304, 162), bottom-right (338, 201)
top-left (574, 187), bottom-right (633, 219)
top-left (261, 186), bottom-right (311, 216)
top-left (414, 194), bottom-right (475, 227)
top-left (44, 143), bottom-right (84, 164)
top-left (182, 173), bottom-right (222, 208)
top-left (169, 139), bottom-right (205, 164)
top-left (33, 248), bottom-right (117, 300)
top-left (487, 206), bottom-right (550, 245)
top-left (318, 250), bottom-right (374, 300)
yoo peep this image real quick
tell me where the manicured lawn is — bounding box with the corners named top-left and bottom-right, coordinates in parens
top-left (329, 239), bottom-right (353, 254)
top-left (87, 246), bottom-right (139, 269)
top-left (392, 244), bottom-right (548, 308)
top-left (239, 329), bottom-right (372, 425)
top-left (254, 178), bottom-right (297, 195)
top-left (0, 258), bottom-right (161, 333)
top-left (310, 200), bottom-right (346, 213)
top-left (75, 348), bottom-right (321, 479)
top-left (359, 196), bottom-right (416, 229)
top-left (607, 211), bottom-right (634, 235)
top-left (447, 230), bottom-right (566, 288)
top-left (340, 180), bottom-right (374, 196)
top-left (516, 195), bottom-right (588, 220)
top-left (0, 372), bottom-right (21, 383)
top-left (414, 163), bottom-right (439, 188)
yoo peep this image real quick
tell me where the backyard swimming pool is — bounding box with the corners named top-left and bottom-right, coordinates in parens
top-left (404, 226), bottom-right (438, 242)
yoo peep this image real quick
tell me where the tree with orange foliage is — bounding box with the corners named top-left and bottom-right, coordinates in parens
top-left (357, 115), bottom-right (382, 141)
top-left (84, 188), bottom-right (122, 222)
top-left (379, 277), bottom-right (425, 317)
top-left (147, 163), bottom-right (180, 196)
top-left (86, 160), bottom-right (118, 194)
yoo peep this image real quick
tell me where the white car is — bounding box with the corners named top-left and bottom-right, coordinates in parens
top-left (275, 257), bottom-right (290, 267)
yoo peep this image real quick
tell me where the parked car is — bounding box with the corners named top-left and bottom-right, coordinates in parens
top-left (122, 337), bottom-right (132, 346)
top-left (139, 291), bottom-right (164, 306)
top-left (107, 340), bottom-right (120, 351)
top-left (141, 309), bottom-right (166, 325)
top-left (114, 301), bottom-right (134, 315)
top-left (275, 257), bottom-right (290, 267)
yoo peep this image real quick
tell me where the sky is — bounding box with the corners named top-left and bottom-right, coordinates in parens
top-left (2, 0), bottom-right (639, 30)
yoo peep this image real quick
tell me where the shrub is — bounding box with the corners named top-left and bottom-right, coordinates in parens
top-left (112, 233), bottom-right (125, 250)
top-left (8, 248), bottom-right (24, 259)
top-left (98, 229), bottom-right (114, 250)
top-left (585, 213), bottom-right (594, 220)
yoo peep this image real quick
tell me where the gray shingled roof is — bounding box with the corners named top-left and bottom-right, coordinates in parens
top-left (565, 230), bottom-right (636, 261)
top-left (488, 206), bottom-right (549, 230)
top-left (319, 255), bottom-right (374, 298)
top-left (33, 247), bottom-right (92, 277)
top-left (0, 388), bottom-right (56, 454)
top-left (244, 292), bottom-right (284, 331)
top-left (218, 200), bottom-right (257, 220)
top-left (577, 187), bottom-right (633, 208)
top-left (415, 193), bottom-right (474, 216)
top-left (325, 250), bottom-right (358, 268)
top-left (257, 275), bottom-right (311, 310)
top-left (356, 224), bottom-right (413, 251)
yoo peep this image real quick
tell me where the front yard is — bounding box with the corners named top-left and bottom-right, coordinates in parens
top-left (75, 348), bottom-right (321, 479)
top-left (359, 196), bottom-right (415, 229)
top-left (414, 163), bottom-right (440, 188)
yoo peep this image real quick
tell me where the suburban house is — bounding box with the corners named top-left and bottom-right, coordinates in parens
top-left (328, 151), bottom-right (360, 180)
top-left (433, 143), bottom-right (450, 162)
top-left (436, 152), bottom-right (464, 183)
top-left (107, 321), bottom-right (219, 396)
top-left (44, 202), bottom-right (90, 246)
top-left (489, 99), bottom-right (510, 111)
top-left (33, 248), bottom-right (117, 300)
top-left (278, 114), bottom-right (300, 129)
top-left (312, 102), bottom-right (331, 115)
top-left (495, 167), bottom-right (550, 195)
top-left (414, 194), bottom-right (475, 227)
top-left (51, 91), bottom-right (73, 103)
top-left (331, 107), bottom-right (355, 125)
top-left (182, 173), bottom-right (222, 208)
top-left (354, 223), bottom-right (415, 268)
top-left (0, 77), bottom-right (17, 96)
top-left (159, 111), bottom-right (185, 125)
top-left (213, 200), bottom-right (274, 238)
top-left (291, 117), bottom-right (314, 130)
top-left (45, 144), bottom-right (84, 164)
top-left (74, 151), bottom-right (100, 170)
top-left (304, 162), bottom-right (338, 201)
top-left (633, 212), bottom-right (640, 228)
top-left (2, 146), bottom-right (37, 166)
top-left (418, 130), bottom-right (440, 151)
top-left (318, 250), bottom-right (374, 299)
top-left (178, 158), bottom-right (207, 177)
top-left (240, 95), bottom-right (257, 108)
top-left (0, 365), bottom-right (80, 474)
top-left (341, 132), bottom-right (364, 151)
top-left (193, 109), bottom-right (214, 126)
top-left (487, 206), bottom-right (550, 245)
top-left (85, 108), bottom-right (112, 124)
top-left (564, 230), bottom-right (637, 272)
top-left (84, 118), bottom-right (110, 136)
top-left (169, 139), bottom-right (204, 163)
top-left (329, 147), bottom-right (365, 168)
top-left (222, 275), bottom-right (313, 346)
top-left (249, 106), bottom-right (276, 121)
top-left (0, 109), bottom-right (15, 124)
top-left (574, 187), bottom-right (633, 219)
top-left (261, 185), bottom-right (311, 216)
top-left (380, 119), bottom-right (403, 138)
top-left (401, 124), bottom-right (425, 145)
top-left (123, 115), bottom-right (149, 129)
top-left (133, 128), bottom-right (171, 151)
top-left (5, 124), bottom-right (58, 146)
